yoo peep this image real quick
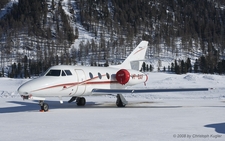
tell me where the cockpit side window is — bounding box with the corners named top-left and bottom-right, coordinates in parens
top-left (61, 70), bottom-right (66, 76)
top-left (46, 70), bottom-right (61, 76)
top-left (65, 70), bottom-right (72, 75)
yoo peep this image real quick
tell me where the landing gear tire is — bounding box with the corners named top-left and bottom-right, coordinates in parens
top-left (76, 97), bottom-right (86, 106)
top-left (116, 96), bottom-right (126, 107)
top-left (41, 103), bottom-right (49, 112)
top-left (39, 101), bottom-right (49, 112)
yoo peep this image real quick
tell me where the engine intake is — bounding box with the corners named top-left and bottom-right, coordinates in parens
top-left (116, 69), bottom-right (130, 85)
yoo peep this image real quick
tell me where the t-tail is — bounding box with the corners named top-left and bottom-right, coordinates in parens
top-left (110, 40), bottom-right (149, 70)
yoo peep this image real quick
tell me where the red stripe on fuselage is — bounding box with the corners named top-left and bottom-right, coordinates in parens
top-left (31, 80), bottom-right (119, 92)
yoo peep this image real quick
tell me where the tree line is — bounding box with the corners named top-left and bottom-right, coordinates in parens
top-left (141, 56), bottom-right (225, 75)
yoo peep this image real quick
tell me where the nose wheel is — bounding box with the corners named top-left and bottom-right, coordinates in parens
top-left (39, 101), bottom-right (49, 112)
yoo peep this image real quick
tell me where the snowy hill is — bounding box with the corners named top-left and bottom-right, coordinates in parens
top-left (0, 0), bottom-right (225, 76)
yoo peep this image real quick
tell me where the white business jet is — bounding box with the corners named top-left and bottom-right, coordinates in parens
top-left (18, 41), bottom-right (208, 112)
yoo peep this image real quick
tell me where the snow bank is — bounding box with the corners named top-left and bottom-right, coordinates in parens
top-left (0, 78), bottom-right (29, 98)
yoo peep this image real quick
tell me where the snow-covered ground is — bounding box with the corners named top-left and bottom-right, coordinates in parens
top-left (0, 72), bottom-right (225, 141)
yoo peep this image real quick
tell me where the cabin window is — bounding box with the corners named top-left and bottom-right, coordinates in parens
top-left (65, 70), bottom-right (72, 75)
top-left (46, 70), bottom-right (61, 76)
top-left (61, 70), bottom-right (66, 76)
top-left (89, 72), bottom-right (93, 79)
top-left (98, 72), bottom-right (102, 79)
top-left (106, 73), bottom-right (110, 79)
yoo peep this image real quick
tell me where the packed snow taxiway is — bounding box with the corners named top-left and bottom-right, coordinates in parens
top-left (0, 72), bottom-right (225, 141)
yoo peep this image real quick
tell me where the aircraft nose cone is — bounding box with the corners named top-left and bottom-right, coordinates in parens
top-left (18, 84), bottom-right (29, 96)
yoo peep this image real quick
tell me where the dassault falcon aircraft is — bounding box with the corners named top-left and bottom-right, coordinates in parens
top-left (18, 41), bottom-right (208, 112)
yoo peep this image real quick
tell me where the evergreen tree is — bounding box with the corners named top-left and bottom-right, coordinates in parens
top-left (176, 65), bottom-right (181, 74)
top-left (171, 62), bottom-right (174, 72)
top-left (217, 61), bottom-right (223, 75)
top-left (174, 60), bottom-right (181, 74)
top-left (1, 68), bottom-right (4, 77)
top-left (168, 66), bottom-right (170, 72)
top-left (12, 62), bottom-right (17, 78)
top-left (200, 55), bottom-right (207, 73)
top-left (222, 60), bottom-right (225, 74)
top-left (194, 59), bottom-right (199, 73)
top-left (186, 58), bottom-right (192, 73)
top-left (23, 55), bottom-right (28, 78)
top-left (104, 60), bottom-right (109, 67)
top-left (181, 60), bottom-right (187, 74)
top-left (150, 64), bottom-right (153, 72)
top-left (17, 62), bottom-right (22, 78)
top-left (55, 55), bottom-right (59, 65)
top-left (142, 62), bottom-right (146, 72)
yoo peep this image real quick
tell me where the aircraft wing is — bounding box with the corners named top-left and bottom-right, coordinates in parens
top-left (92, 88), bottom-right (209, 94)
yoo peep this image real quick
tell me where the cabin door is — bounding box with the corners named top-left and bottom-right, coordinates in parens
top-left (74, 69), bottom-right (86, 95)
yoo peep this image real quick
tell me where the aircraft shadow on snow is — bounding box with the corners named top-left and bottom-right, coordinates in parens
top-left (204, 122), bottom-right (225, 134)
top-left (0, 100), bottom-right (182, 113)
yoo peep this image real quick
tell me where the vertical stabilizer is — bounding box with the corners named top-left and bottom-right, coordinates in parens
top-left (111, 41), bottom-right (148, 70)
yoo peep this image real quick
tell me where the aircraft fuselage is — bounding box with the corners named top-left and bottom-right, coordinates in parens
top-left (18, 65), bottom-right (148, 98)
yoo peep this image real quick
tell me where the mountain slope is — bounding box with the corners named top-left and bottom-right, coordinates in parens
top-left (0, 0), bottom-right (225, 77)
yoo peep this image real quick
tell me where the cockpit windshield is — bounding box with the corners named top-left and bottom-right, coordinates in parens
top-left (46, 69), bottom-right (61, 76)
top-left (45, 69), bottom-right (73, 76)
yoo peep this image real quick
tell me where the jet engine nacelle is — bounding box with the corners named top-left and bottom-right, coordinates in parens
top-left (116, 69), bottom-right (147, 85)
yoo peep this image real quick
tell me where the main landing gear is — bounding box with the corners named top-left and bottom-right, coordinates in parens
top-left (68, 96), bottom-right (86, 106)
top-left (116, 94), bottom-right (128, 107)
top-left (69, 95), bottom-right (127, 107)
top-left (76, 97), bottom-right (86, 106)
